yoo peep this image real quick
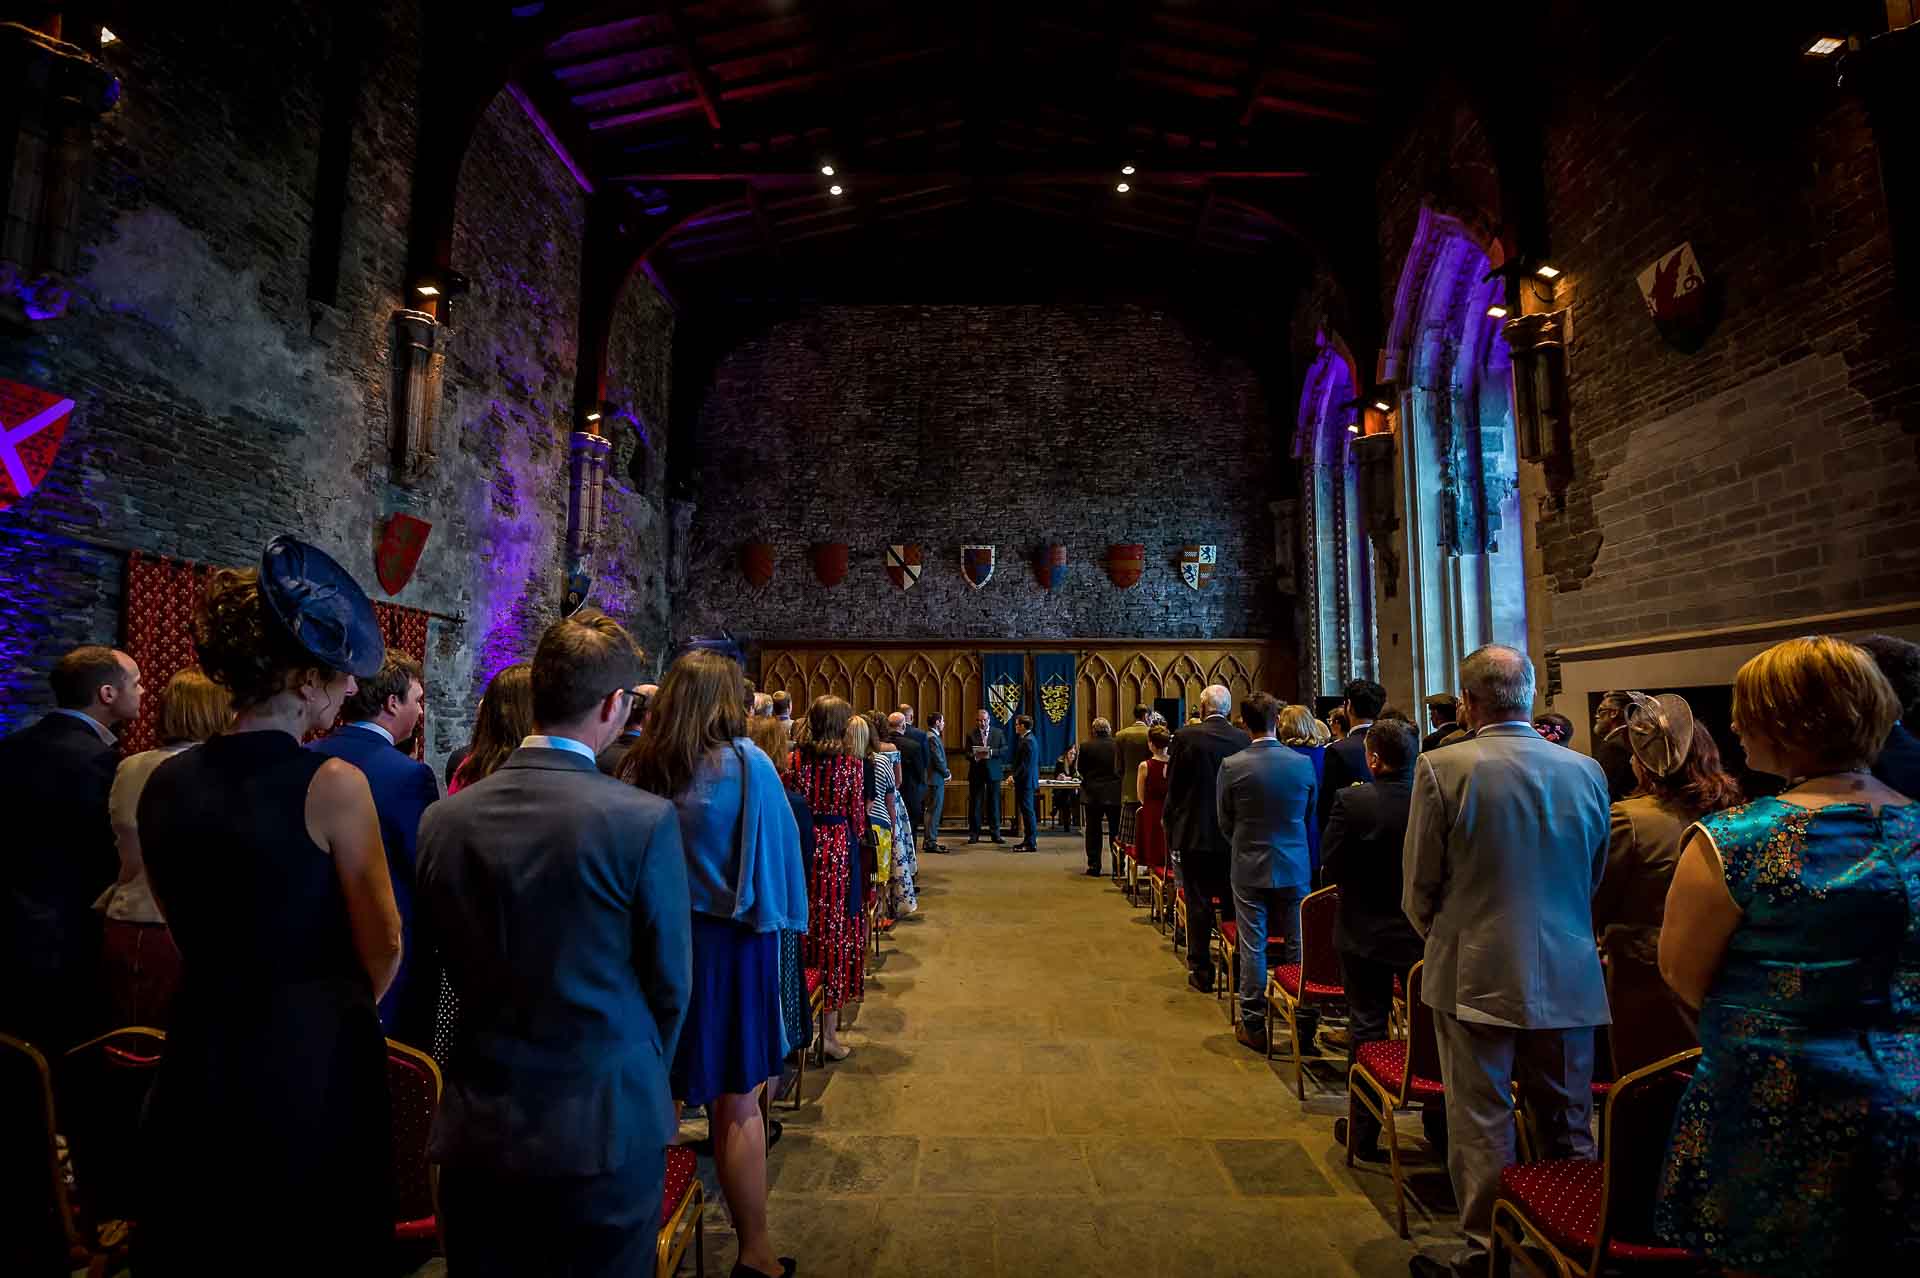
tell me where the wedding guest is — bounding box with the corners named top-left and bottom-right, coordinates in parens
top-left (749, 715), bottom-right (814, 1067)
top-left (1591, 690), bottom-right (1640, 801)
top-left (1133, 724), bottom-right (1172, 876)
top-left (1594, 693), bottom-right (1741, 952)
top-left (137, 537), bottom-right (399, 1274)
top-left (98, 669), bottom-right (230, 1028)
top-left (0, 644), bottom-right (143, 1051)
top-left (1077, 716), bottom-right (1123, 872)
top-left (1320, 679), bottom-right (1385, 834)
top-left (419, 612), bottom-right (688, 1277)
top-left (1050, 743), bottom-right (1081, 832)
top-left (1010, 714), bottom-right (1042, 855)
top-left (789, 696), bottom-right (866, 1059)
top-left (922, 710), bottom-right (950, 852)
top-left (867, 712), bottom-right (918, 913)
top-left (310, 653), bottom-right (439, 1035)
top-left (1658, 636), bottom-right (1918, 1274)
top-left (449, 662), bottom-right (534, 793)
top-left (624, 654), bottom-right (805, 1278)
top-left (1115, 704), bottom-right (1153, 829)
top-left (1531, 711), bottom-right (1574, 746)
top-left (894, 704), bottom-right (931, 843)
top-left (598, 682), bottom-right (650, 775)
top-left (1166, 685), bottom-right (1250, 992)
top-left (1421, 694), bottom-right (1461, 752)
top-left (1859, 633), bottom-right (1920, 798)
top-left (1279, 704), bottom-right (1328, 877)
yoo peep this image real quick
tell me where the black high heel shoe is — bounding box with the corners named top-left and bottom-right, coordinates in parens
top-left (729, 1259), bottom-right (797, 1278)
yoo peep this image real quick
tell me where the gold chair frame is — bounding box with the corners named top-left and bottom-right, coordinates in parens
top-left (3, 1032), bottom-right (113, 1277)
top-left (1263, 883), bottom-right (1341, 1099)
top-left (655, 1157), bottom-right (705, 1278)
top-left (1345, 961), bottom-right (1439, 1239)
top-left (1489, 1048), bottom-right (1702, 1278)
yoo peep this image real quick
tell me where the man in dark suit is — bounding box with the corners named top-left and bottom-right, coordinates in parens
top-left (1217, 693), bottom-right (1318, 1051)
top-left (1076, 717), bottom-right (1123, 875)
top-left (923, 710), bottom-right (951, 851)
top-left (1321, 716), bottom-right (1436, 1159)
top-left (1165, 684), bottom-right (1251, 991)
top-left (965, 708), bottom-right (1008, 844)
top-left (1318, 677), bottom-right (1386, 834)
top-left (1590, 690), bottom-right (1639, 802)
top-left (1008, 714), bottom-right (1041, 852)
top-left (0, 645), bottom-right (143, 1052)
top-left (596, 684), bottom-right (651, 776)
top-left (1860, 634), bottom-right (1920, 799)
top-left (1421, 693), bottom-right (1461, 753)
top-left (894, 703), bottom-right (930, 841)
top-left (309, 653), bottom-right (440, 1037)
top-left (417, 613), bottom-right (691, 1277)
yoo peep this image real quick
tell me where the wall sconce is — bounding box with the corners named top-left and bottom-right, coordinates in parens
top-left (1504, 307), bottom-right (1574, 504)
top-left (390, 309), bottom-right (443, 487)
top-left (1350, 430), bottom-right (1401, 596)
top-left (567, 414), bottom-right (613, 561)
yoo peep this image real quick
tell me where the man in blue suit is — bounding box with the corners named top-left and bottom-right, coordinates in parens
top-left (1217, 691), bottom-right (1319, 1053)
top-left (417, 612), bottom-right (690, 1277)
top-left (309, 653), bottom-right (438, 1036)
top-left (1008, 714), bottom-right (1041, 852)
top-left (1318, 677), bottom-right (1386, 835)
top-left (965, 708), bottom-right (1008, 844)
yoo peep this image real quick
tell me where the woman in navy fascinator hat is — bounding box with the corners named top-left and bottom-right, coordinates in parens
top-left (134, 536), bottom-right (402, 1274)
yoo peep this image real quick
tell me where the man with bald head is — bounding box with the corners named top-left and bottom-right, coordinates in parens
top-left (893, 704), bottom-right (930, 847)
top-left (1164, 684), bottom-right (1250, 992)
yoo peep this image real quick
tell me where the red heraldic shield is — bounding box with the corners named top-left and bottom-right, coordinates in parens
top-left (1105, 543), bottom-right (1145, 589)
top-left (374, 513), bottom-right (432, 596)
top-left (1034, 544), bottom-right (1067, 590)
top-left (741, 542), bottom-right (775, 588)
top-left (811, 542), bottom-right (849, 587)
top-left (0, 378), bottom-right (75, 512)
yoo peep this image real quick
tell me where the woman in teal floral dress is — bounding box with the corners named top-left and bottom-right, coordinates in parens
top-left (1658, 637), bottom-right (1919, 1274)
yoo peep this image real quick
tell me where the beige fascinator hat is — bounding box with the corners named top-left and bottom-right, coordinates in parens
top-left (1607, 691), bottom-right (1694, 778)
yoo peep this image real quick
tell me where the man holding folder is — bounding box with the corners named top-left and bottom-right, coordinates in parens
top-left (966, 708), bottom-right (1008, 844)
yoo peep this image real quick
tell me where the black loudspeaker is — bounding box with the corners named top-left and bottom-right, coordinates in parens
top-left (1154, 695), bottom-right (1185, 725)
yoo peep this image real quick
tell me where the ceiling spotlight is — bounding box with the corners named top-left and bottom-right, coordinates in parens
top-left (829, 184), bottom-right (843, 196)
top-left (1346, 423), bottom-right (1361, 434)
top-left (1116, 182), bottom-right (1130, 193)
top-left (1535, 263), bottom-right (1561, 280)
top-left (584, 411), bottom-right (602, 423)
top-left (415, 284), bottom-right (440, 297)
top-left (1804, 36), bottom-right (1843, 57)
top-left (820, 164), bottom-right (835, 176)
top-left (1372, 399), bottom-right (1392, 413)
top-left (1121, 165), bottom-right (1136, 175)
top-left (99, 26), bottom-right (119, 45)
top-left (1486, 304), bottom-right (1509, 319)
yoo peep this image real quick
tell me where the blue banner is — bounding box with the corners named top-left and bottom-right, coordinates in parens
top-left (1032, 652), bottom-right (1076, 770)
top-left (982, 651), bottom-right (1025, 730)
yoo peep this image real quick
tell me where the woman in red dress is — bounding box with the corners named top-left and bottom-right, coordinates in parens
top-left (1134, 723), bottom-right (1172, 870)
top-left (788, 695), bottom-right (866, 1059)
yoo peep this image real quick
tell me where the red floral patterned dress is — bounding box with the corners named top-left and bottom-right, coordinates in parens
top-left (789, 749), bottom-right (867, 1011)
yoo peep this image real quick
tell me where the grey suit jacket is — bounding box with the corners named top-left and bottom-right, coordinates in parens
top-left (1402, 721), bottom-right (1610, 1029)
top-left (1217, 739), bottom-right (1318, 891)
top-left (417, 746), bottom-right (692, 1176)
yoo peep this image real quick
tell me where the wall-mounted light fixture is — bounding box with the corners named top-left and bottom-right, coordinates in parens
top-left (1805, 35), bottom-right (1844, 57)
top-left (1534, 263), bottom-right (1561, 280)
top-left (1505, 307), bottom-right (1574, 504)
top-left (1351, 430), bottom-right (1401, 596)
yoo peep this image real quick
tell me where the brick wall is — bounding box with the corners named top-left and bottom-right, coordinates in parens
top-left (0, 4), bottom-right (672, 769)
top-left (674, 305), bottom-right (1290, 652)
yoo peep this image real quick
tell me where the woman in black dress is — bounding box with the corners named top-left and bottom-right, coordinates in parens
top-left (136, 536), bottom-right (401, 1275)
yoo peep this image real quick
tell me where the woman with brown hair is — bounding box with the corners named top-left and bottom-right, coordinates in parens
top-left (788, 695), bottom-right (866, 1060)
top-left (449, 661), bottom-right (533, 793)
top-left (99, 669), bottom-right (232, 1027)
top-left (622, 652), bottom-right (804, 1278)
top-left (750, 715), bottom-right (815, 1065)
top-left (1593, 692), bottom-right (1743, 946)
top-left (135, 536), bottom-right (400, 1275)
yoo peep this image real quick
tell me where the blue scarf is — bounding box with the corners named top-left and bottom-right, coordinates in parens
top-left (674, 739), bottom-right (810, 933)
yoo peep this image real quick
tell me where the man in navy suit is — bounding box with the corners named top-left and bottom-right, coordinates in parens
top-left (310, 653), bottom-right (438, 1036)
top-left (965, 708), bottom-right (1008, 844)
top-left (0, 645), bottom-right (143, 1051)
top-left (1318, 677), bottom-right (1386, 835)
top-left (1008, 714), bottom-right (1041, 852)
top-left (894, 704), bottom-right (931, 842)
top-left (1166, 685), bottom-right (1251, 992)
top-left (418, 612), bottom-right (690, 1277)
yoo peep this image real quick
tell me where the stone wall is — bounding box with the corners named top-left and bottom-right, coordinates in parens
top-left (0, 5), bottom-right (673, 768)
top-left (674, 305), bottom-right (1291, 655)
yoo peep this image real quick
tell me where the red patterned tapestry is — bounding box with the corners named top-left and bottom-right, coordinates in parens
top-left (121, 550), bottom-right (430, 760)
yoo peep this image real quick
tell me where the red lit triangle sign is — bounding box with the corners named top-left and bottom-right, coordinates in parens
top-left (0, 379), bottom-right (75, 512)
top-left (375, 513), bottom-right (432, 595)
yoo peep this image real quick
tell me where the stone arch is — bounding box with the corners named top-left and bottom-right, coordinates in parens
top-left (1294, 330), bottom-right (1374, 696)
top-left (763, 651), bottom-right (806, 708)
top-left (1384, 205), bottom-right (1528, 711)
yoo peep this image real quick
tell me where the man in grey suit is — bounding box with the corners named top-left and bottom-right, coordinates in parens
top-left (1403, 645), bottom-right (1609, 1278)
top-left (1217, 692), bottom-right (1319, 1053)
top-left (418, 612), bottom-right (692, 1277)
top-left (922, 710), bottom-right (950, 851)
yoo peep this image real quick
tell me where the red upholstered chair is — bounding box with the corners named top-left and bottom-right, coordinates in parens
top-left (786, 968), bottom-right (826, 1111)
top-left (1600, 928), bottom-right (1697, 1081)
top-left (656, 1144), bottom-right (705, 1278)
top-left (1490, 1048), bottom-right (1702, 1278)
top-left (1210, 918), bottom-right (1286, 1025)
top-left (57, 1027), bottom-right (166, 1252)
top-left (1148, 865), bottom-right (1174, 932)
top-left (1345, 962), bottom-right (1445, 1238)
top-left (385, 1039), bottom-right (442, 1246)
top-left (1172, 886), bottom-right (1189, 957)
top-left (2, 1032), bottom-right (114, 1277)
top-left (1263, 884), bottom-right (1345, 1098)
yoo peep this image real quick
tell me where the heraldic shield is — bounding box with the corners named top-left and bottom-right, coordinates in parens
top-left (374, 513), bottom-right (432, 595)
top-left (741, 542), bottom-right (775, 588)
top-left (962, 544), bottom-right (995, 589)
top-left (811, 542), bottom-right (849, 587)
top-left (1033, 543), bottom-right (1067, 590)
top-left (1179, 544), bottom-right (1218, 590)
top-left (1105, 543), bottom-right (1144, 589)
top-left (0, 378), bottom-right (75, 513)
top-left (886, 543), bottom-right (922, 590)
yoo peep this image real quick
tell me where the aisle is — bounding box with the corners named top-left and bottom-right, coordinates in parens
top-left (723, 830), bottom-right (1450, 1277)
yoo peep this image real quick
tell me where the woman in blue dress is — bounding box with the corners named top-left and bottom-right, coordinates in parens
top-left (623, 651), bottom-right (807, 1278)
top-left (1658, 636), bottom-right (1919, 1274)
top-left (1278, 704), bottom-right (1328, 877)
